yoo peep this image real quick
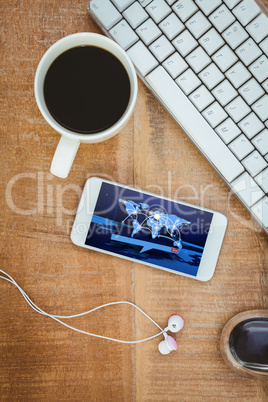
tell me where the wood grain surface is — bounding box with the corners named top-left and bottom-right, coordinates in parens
top-left (0, 1), bottom-right (267, 401)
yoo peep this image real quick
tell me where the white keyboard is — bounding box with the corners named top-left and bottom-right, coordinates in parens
top-left (88, 0), bottom-right (268, 234)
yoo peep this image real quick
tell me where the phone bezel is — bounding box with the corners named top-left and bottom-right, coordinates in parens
top-left (71, 177), bottom-right (228, 281)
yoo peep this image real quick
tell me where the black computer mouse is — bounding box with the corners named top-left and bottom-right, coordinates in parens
top-left (220, 310), bottom-right (268, 378)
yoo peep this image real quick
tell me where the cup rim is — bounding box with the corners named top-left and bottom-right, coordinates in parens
top-left (34, 32), bottom-right (138, 142)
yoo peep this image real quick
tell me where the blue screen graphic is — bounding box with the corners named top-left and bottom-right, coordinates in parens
top-left (85, 182), bottom-right (213, 276)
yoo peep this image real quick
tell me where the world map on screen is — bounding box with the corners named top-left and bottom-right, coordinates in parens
top-left (119, 198), bottom-right (191, 250)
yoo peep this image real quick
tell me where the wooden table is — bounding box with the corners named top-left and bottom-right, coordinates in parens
top-left (0, 1), bottom-right (267, 400)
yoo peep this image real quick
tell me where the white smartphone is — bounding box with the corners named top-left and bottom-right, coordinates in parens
top-left (71, 177), bottom-right (228, 281)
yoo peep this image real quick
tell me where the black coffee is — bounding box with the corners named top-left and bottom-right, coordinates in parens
top-left (44, 46), bottom-right (131, 134)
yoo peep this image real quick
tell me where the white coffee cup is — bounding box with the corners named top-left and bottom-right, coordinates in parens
top-left (35, 33), bottom-right (138, 178)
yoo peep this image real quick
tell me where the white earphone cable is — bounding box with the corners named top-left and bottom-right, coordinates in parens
top-left (0, 270), bottom-right (165, 344)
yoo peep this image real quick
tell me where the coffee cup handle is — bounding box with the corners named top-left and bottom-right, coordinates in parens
top-left (50, 136), bottom-right (80, 178)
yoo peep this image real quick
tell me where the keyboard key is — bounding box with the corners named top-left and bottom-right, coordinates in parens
top-left (136, 18), bottom-right (161, 45)
top-left (225, 96), bottom-right (251, 122)
top-left (202, 101), bottom-right (228, 128)
top-left (165, 0), bottom-right (177, 4)
top-left (127, 40), bottom-right (158, 75)
top-left (199, 28), bottom-right (225, 56)
top-left (239, 112), bottom-right (265, 139)
top-left (233, 0), bottom-right (261, 26)
top-left (172, 0), bottom-right (198, 22)
top-left (209, 5), bottom-right (235, 33)
top-left (235, 38), bottom-right (262, 66)
top-left (111, 0), bottom-right (135, 12)
top-left (252, 129), bottom-right (268, 155)
top-left (172, 30), bottom-right (198, 57)
top-left (149, 35), bottom-right (175, 62)
top-left (195, 0), bottom-right (222, 16)
top-left (138, 0), bottom-right (152, 6)
top-left (216, 118), bottom-right (241, 143)
top-left (226, 62), bottom-right (251, 88)
top-left (263, 79), bottom-right (268, 92)
top-left (255, 167), bottom-right (268, 192)
top-left (252, 95), bottom-right (268, 121)
top-left (260, 37), bottom-right (268, 56)
top-left (109, 20), bottom-right (138, 50)
top-left (212, 45), bottom-right (238, 72)
top-left (162, 52), bottom-right (187, 78)
top-left (251, 197), bottom-right (268, 228)
top-left (176, 68), bottom-right (201, 94)
top-left (189, 85), bottom-right (214, 111)
top-left (238, 78), bottom-right (265, 105)
top-left (198, 63), bottom-right (224, 90)
top-left (212, 79), bottom-right (237, 106)
top-left (223, 22), bottom-right (249, 49)
top-left (146, 0), bottom-right (171, 24)
top-left (232, 172), bottom-right (264, 207)
top-left (185, 46), bottom-right (210, 73)
top-left (159, 13), bottom-right (184, 40)
top-left (186, 11), bottom-right (212, 39)
top-left (223, 0), bottom-right (240, 9)
top-left (146, 66), bottom-right (244, 182)
top-left (242, 150), bottom-right (267, 176)
top-left (246, 14), bottom-right (268, 43)
top-left (249, 55), bottom-right (268, 83)
top-left (89, 0), bottom-right (122, 30)
top-left (123, 2), bottom-right (148, 28)
top-left (229, 134), bottom-right (254, 160)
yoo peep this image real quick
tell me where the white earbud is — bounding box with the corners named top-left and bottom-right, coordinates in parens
top-left (158, 334), bottom-right (178, 355)
top-left (158, 315), bottom-right (184, 355)
top-left (166, 315), bottom-right (184, 333)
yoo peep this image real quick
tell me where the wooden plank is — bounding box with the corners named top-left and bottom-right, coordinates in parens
top-left (133, 32), bottom-right (268, 402)
top-left (0, 1), bottom-right (135, 400)
top-left (0, 0), bottom-right (267, 401)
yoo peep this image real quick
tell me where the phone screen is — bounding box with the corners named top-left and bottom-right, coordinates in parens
top-left (85, 182), bottom-right (213, 277)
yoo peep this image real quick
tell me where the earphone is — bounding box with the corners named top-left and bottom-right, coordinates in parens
top-left (158, 315), bottom-right (184, 354)
top-left (0, 269), bottom-right (184, 354)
